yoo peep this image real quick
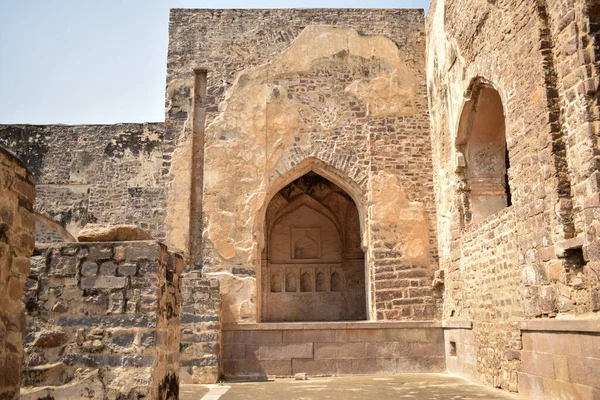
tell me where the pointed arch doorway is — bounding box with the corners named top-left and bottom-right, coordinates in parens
top-left (261, 171), bottom-right (367, 322)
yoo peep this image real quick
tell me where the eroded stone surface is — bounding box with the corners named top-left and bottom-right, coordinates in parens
top-left (77, 224), bottom-right (153, 242)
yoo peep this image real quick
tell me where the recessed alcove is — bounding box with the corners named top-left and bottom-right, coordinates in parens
top-left (262, 171), bottom-right (366, 322)
top-left (457, 83), bottom-right (512, 224)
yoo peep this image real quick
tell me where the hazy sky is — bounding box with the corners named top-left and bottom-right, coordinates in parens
top-left (0, 0), bottom-right (430, 124)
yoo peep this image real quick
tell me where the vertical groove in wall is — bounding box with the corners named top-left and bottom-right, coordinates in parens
top-left (536, 0), bottom-right (577, 239)
top-left (190, 70), bottom-right (208, 269)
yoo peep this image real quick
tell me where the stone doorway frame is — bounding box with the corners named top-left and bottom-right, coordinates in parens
top-left (254, 158), bottom-right (372, 322)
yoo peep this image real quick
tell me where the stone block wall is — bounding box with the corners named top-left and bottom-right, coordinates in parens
top-left (222, 322), bottom-right (444, 379)
top-left (426, 0), bottom-right (600, 393)
top-left (0, 146), bottom-right (36, 400)
top-left (21, 241), bottom-right (182, 399)
top-left (0, 123), bottom-right (166, 242)
top-left (179, 273), bottom-right (221, 384)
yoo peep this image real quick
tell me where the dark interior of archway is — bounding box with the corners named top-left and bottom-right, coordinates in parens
top-left (262, 171), bottom-right (366, 322)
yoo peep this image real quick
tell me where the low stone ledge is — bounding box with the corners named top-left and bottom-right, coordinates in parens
top-left (223, 321), bottom-right (442, 331)
top-left (519, 319), bottom-right (600, 333)
top-left (442, 320), bottom-right (473, 329)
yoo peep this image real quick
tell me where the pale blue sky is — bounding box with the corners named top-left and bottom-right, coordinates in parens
top-left (0, 0), bottom-right (430, 124)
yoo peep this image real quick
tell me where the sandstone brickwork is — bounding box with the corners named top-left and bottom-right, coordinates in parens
top-left (21, 241), bottom-right (182, 399)
top-left (0, 146), bottom-right (35, 400)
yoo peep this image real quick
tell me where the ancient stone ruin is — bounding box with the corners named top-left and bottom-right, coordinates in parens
top-left (0, 1), bottom-right (599, 399)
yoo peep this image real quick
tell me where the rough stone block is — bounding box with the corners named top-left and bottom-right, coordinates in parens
top-left (32, 330), bottom-right (69, 349)
top-left (365, 341), bottom-right (409, 358)
top-left (124, 244), bottom-right (159, 261)
top-left (314, 342), bottom-right (365, 359)
top-left (518, 372), bottom-right (545, 399)
top-left (521, 350), bottom-right (555, 378)
top-left (292, 359), bottom-right (337, 376)
top-left (566, 356), bottom-right (600, 388)
top-left (542, 378), bottom-right (599, 400)
top-left (99, 262), bottom-right (117, 275)
top-left (77, 224), bottom-right (153, 242)
top-left (118, 263), bottom-right (137, 277)
top-left (81, 261), bottom-right (98, 276)
top-left (257, 343), bottom-right (313, 360)
top-left (225, 359), bottom-right (291, 377)
top-left (283, 329), bottom-right (336, 343)
top-left (49, 255), bottom-right (77, 277)
top-left (223, 344), bottom-right (246, 360)
top-left (553, 354), bottom-right (569, 381)
top-left (81, 276), bottom-right (128, 290)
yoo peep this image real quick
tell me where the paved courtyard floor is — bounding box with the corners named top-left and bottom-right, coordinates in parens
top-left (180, 374), bottom-right (521, 400)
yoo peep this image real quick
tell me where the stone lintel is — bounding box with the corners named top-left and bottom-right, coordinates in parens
top-left (519, 319), bottom-right (600, 333)
top-left (442, 320), bottom-right (473, 329)
top-left (223, 321), bottom-right (442, 331)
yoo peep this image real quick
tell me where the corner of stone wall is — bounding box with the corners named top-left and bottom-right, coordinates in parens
top-left (179, 272), bottom-right (222, 384)
top-left (0, 146), bottom-right (35, 400)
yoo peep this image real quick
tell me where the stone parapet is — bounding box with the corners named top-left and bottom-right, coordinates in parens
top-left (222, 321), bottom-right (444, 379)
top-left (21, 241), bottom-right (182, 399)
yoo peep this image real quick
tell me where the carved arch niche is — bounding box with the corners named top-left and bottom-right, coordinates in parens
top-left (456, 80), bottom-right (512, 225)
top-left (262, 171), bottom-right (366, 322)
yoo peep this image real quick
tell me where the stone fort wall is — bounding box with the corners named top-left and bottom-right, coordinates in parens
top-left (427, 0), bottom-right (600, 396)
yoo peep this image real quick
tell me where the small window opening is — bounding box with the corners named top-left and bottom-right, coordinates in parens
top-left (449, 341), bottom-right (457, 357)
top-left (564, 247), bottom-right (586, 272)
top-left (300, 272), bottom-right (312, 292)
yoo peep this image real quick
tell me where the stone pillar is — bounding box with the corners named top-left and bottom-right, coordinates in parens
top-left (0, 146), bottom-right (35, 400)
top-left (179, 273), bottom-right (221, 384)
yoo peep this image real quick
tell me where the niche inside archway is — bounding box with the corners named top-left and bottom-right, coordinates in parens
top-left (457, 84), bottom-right (511, 224)
top-left (262, 171), bottom-right (366, 322)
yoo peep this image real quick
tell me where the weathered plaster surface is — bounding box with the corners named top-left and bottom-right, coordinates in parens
top-left (370, 171), bottom-right (429, 266)
top-left (199, 24), bottom-right (431, 322)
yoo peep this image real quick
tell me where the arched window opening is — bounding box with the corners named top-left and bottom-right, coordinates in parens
top-left (331, 272), bottom-right (342, 292)
top-left (270, 270), bottom-right (282, 293)
top-left (300, 272), bottom-right (312, 292)
top-left (286, 273), bottom-right (296, 292)
top-left (262, 171), bottom-right (366, 322)
top-left (316, 272), bottom-right (327, 292)
top-left (457, 84), bottom-right (511, 224)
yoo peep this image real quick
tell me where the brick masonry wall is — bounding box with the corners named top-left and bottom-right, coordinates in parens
top-left (0, 123), bottom-right (166, 241)
top-left (222, 322), bottom-right (444, 378)
top-left (22, 241), bottom-right (181, 399)
top-left (427, 0), bottom-right (600, 393)
top-left (0, 147), bottom-right (36, 400)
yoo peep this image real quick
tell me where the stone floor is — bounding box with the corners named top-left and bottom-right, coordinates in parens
top-left (181, 374), bottom-right (521, 399)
